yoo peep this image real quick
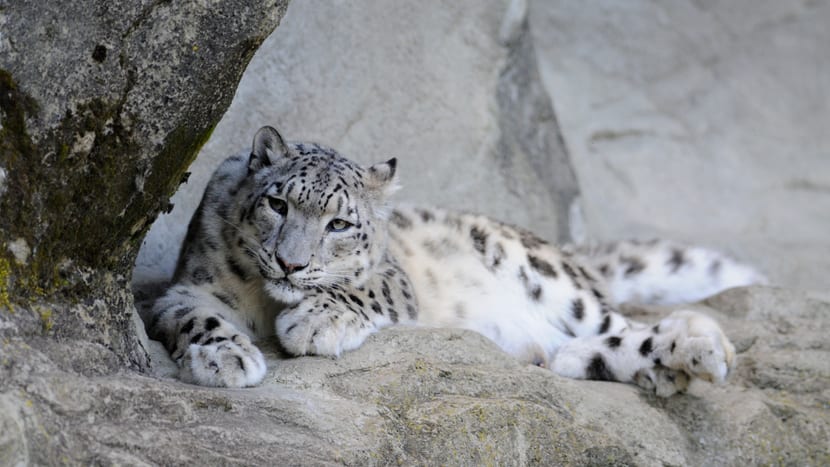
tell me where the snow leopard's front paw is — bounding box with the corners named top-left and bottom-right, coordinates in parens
top-left (178, 334), bottom-right (267, 388)
top-left (170, 314), bottom-right (266, 387)
top-left (658, 310), bottom-right (736, 384)
top-left (276, 304), bottom-right (373, 358)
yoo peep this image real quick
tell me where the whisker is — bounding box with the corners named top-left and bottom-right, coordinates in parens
top-left (295, 272), bottom-right (355, 288)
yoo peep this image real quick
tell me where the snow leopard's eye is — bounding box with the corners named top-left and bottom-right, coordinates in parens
top-left (327, 218), bottom-right (352, 232)
top-left (267, 197), bottom-right (288, 216)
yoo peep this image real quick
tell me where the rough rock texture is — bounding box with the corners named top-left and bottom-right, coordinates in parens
top-left (2, 287), bottom-right (828, 465)
top-left (0, 0), bottom-right (289, 367)
top-left (134, 0), bottom-right (578, 283)
top-left (0, 0), bottom-right (290, 461)
top-left (528, 0), bottom-right (830, 296)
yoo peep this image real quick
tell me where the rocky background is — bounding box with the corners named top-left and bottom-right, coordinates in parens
top-left (528, 0), bottom-right (830, 297)
top-left (2, 0), bottom-right (829, 465)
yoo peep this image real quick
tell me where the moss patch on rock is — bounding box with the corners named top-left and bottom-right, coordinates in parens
top-left (0, 68), bottom-right (214, 307)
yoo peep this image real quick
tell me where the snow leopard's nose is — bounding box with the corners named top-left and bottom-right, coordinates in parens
top-left (275, 256), bottom-right (307, 274)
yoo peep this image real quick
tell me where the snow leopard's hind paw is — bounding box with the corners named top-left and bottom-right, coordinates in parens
top-left (549, 309), bottom-right (734, 397)
top-left (656, 310), bottom-right (736, 384)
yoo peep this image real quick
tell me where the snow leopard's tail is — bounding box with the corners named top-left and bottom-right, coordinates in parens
top-left (564, 239), bottom-right (767, 306)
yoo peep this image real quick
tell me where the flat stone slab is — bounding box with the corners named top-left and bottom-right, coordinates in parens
top-left (2, 287), bottom-right (827, 465)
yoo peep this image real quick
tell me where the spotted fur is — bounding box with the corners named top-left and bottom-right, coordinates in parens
top-left (143, 125), bottom-right (761, 394)
top-left (564, 239), bottom-right (766, 305)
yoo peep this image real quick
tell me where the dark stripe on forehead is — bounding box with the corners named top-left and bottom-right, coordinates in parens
top-left (327, 192), bottom-right (350, 214)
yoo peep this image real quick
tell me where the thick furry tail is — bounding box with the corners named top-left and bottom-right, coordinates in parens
top-left (565, 239), bottom-right (767, 306)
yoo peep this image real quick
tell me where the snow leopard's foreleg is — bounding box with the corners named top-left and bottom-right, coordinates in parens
top-left (275, 262), bottom-right (418, 357)
top-left (147, 284), bottom-right (267, 387)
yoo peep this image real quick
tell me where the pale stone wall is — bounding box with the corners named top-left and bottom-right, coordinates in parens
top-left (529, 1), bottom-right (830, 295)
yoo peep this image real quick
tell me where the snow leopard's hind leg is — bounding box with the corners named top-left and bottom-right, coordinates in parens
top-left (145, 284), bottom-right (267, 387)
top-left (551, 309), bottom-right (735, 397)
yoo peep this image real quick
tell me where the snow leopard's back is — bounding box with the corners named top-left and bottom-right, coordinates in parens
top-left (389, 206), bottom-right (615, 365)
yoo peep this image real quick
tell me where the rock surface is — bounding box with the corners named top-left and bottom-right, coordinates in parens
top-left (528, 0), bottom-right (830, 296)
top-left (2, 287), bottom-right (828, 465)
top-left (134, 0), bottom-right (578, 284)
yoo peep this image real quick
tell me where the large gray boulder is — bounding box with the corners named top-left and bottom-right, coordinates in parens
top-left (0, 0), bottom-right (289, 365)
top-left (0, 0), bottom-right (289, 463)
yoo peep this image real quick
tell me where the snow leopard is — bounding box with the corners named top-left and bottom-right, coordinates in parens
top-left (141, 125), bottom-right (765, 394)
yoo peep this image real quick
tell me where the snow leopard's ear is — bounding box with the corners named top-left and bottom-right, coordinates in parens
top-left (366, 158), bottom-right (400, 197)
top-left (249, 126), bottom-right (289, 171)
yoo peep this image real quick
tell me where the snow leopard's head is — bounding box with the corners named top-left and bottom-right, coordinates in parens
top-left (236, 126), bottom-right (398, 303)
